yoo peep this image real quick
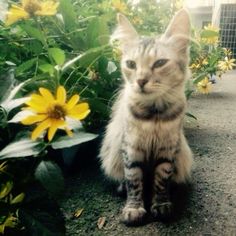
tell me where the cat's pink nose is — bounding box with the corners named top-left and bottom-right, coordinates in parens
top-left (137, 79), bottom-right (148, 88)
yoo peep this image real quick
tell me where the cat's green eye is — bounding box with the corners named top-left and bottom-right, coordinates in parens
top-left (126, 60), bottom-right (136, 69)
top-left (152, 59), bottom-right (169, 69)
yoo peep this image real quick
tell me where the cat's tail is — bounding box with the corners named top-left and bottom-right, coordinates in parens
top-left (172, 133), bottom-right (194, 184)
top-left (99, 121), bottom-right (125, 181)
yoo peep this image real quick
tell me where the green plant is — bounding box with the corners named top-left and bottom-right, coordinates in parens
top-left (0, 0), bottom-right (117, 233)
top-left (189, 24), bottom-right (235, 94)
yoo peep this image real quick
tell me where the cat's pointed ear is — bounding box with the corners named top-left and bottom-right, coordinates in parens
top-left (110, 13), bottom-right (139, 48)
top-left (165, 9), bottom-right (190, 38)
top-left (164, 9), bottom-right (191, 54)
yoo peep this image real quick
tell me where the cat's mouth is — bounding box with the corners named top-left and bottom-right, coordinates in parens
top-left (136, 87), bottom-right (153, 95)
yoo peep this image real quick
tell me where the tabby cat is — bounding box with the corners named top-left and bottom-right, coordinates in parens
top-left (99, 9), bottom-right (193, 225)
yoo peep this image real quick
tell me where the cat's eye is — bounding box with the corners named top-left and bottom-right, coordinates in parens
top-left (126, 60), bottom-right (136, 69)
top-left (152, 59), bottom-right (169, 69)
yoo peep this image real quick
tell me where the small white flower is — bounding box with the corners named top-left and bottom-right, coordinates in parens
top-left (107, 61), bottom-right (117, 74)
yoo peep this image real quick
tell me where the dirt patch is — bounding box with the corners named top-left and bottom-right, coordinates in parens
top-left (60, 71), bottom-right (236, 235)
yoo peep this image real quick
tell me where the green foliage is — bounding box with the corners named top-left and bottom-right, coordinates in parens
top-left (34, 161), bottom-right (64, 196)
top-left (0, 138), bottom-right (45, 159)
top-left (51, 132), bottom-right (98, 149)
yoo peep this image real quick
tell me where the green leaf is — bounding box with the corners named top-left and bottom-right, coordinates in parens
top-left (39, 64), bottom-right (55, 76)
top-left (48, 48), bottom-right (65, 66)
top-left (19, 206), bottom-right (65, 236)
top-left (10, 193), bottom-right (25, 204)
top-left (62, 47), bottom-right (98, 72)
top-left (193, 73), bottom-right (208, 84)
top-left (34, 161), bottom-right (64, 196)
top-left (62, 45), bottom-right (111, 72)
top-left (185, 112), bottom-right (197, 120)
top-left (16, 58), bottom-right (37, 76)
top-left (21, 24), bottom-right (46, 46)
top-left (0, 70), bottom-right (15, 104)
top-left (0, 138), bottom-right (45, 159)
top-left (87, 17), bottom-right (109, 48)
top-left (59, 0), bottom-right (77, 31)
top-left (3, 97), bottom-right (29, 113)
top-left (185, 89), bottom-right (194, 100)
top-left (29, 40), bottom-right (43, 55)
top-left (0, 181), bottom-right (13, 199)
top-left (51, 132), bottom-right (98, 149)
top-left (88, 99), bottom-right (109, 116)
top-left (1, 80), bottom-right (30, 112)
top-left (2, 215), bottom-right (18, 230)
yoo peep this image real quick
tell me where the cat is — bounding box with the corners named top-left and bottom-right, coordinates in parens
top-left (99, 9), bottom-right (193, 225)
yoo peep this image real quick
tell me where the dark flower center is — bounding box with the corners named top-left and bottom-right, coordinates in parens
top-left (24, 0), bottom-right (42, 15)
top-left (48, 105), bottom-right (66, 119)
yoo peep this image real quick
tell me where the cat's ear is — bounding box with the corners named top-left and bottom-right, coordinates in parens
top-left (164, 9), bottom-right (191, 53)
top-left (110, 13), bottom-right (139, 48)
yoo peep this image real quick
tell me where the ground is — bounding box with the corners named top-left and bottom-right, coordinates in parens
top-left (60, 71), bottom-right (236, 236)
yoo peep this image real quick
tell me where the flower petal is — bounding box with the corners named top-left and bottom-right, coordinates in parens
top-left (21, 114), bottom-right (47, 125)
top-left (66, 94), bottom-right (80, 110)
top-left (5, 5), bottom-right (29, 25)
top-left (65, 128), bottom-right (73, 137)
top-left (39, 87), bottom-right (55, 102)
top-left (35, 1), bottom-right (59, 16)
top-left (56, 86), bottom-right (66, 104)
top-left (30, 94), bottom-right (49, 105)
top-left (48, 119), bottom-right (66, 141)
top-left (31, 119), bottom-right (51, 140)
top-left (68, 103), bottom-right (90, 120)
top-left (24, 100), bottom-right (48, 113)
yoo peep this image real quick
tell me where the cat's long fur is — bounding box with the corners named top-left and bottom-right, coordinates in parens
top-left (100, 9), bottom-right (193, 225)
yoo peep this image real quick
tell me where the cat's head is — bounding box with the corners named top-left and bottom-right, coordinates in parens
top-left (111, 9), bottom-right (191, 97)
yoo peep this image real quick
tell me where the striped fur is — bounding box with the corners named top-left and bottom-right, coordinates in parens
top-left (100, 9), bottom-right (193, 225)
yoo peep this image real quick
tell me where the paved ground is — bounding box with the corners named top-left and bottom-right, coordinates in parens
top-left (61, 71), bottom-right (236, 236)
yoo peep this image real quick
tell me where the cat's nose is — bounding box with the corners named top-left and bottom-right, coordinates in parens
top-left (137, 79), bottom-right (148, 88)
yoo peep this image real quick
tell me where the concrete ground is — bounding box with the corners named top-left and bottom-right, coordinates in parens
top-left (61, 71), bottom-right (236, 236)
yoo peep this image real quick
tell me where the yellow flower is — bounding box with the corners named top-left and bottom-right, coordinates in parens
top-left (113, 47), bottom-right (122, 60)
top-left (112, 0), bottom-right (127, 13)
top-left (189, 63), bottom-right (200, 70)
top-left (201, 24), bottom-right (219, 45)
top-left (175, 0), bottom-right (183, 10)
top-left (218, 57), bottom-right (236, 71)
top-left (202, 58), bottom-right (208, 65)
top-left (5, 0), bottom-right (59, 25)
top-left (21, 86), bottom-right (90, 141)
top-left (88, 69), bottom-right (99, 80)
top-left (132, 16), bottom-right (143, 25)
top-left (223, 48), bottom-right (232, 57)
top-left (197, 77), bottom-right (212, 94)
top-left (204, 24), bottom-right (219, 32)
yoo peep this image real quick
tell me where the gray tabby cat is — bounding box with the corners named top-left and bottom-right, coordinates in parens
top-left (99, 9), bottom-right (193, 225)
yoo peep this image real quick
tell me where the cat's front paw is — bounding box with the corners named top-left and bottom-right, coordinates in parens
top-left (150, 202), bottom-right (173, 221)
top-left (121, 206), bottom-right (146, 226)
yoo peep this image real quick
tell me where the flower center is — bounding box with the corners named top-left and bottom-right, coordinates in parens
top-left (24, 0), bottom-right (42, 15)
top-left (48, 105), bottom-right (66, 119)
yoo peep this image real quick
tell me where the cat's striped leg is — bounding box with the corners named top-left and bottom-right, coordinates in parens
top-left (151, 159), bottom-right (174, 220)
top-left (121, 147), bottom-right (146, 225)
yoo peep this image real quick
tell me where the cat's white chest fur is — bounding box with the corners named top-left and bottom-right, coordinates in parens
top-left (127, 115), bottom-right (181, 155)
